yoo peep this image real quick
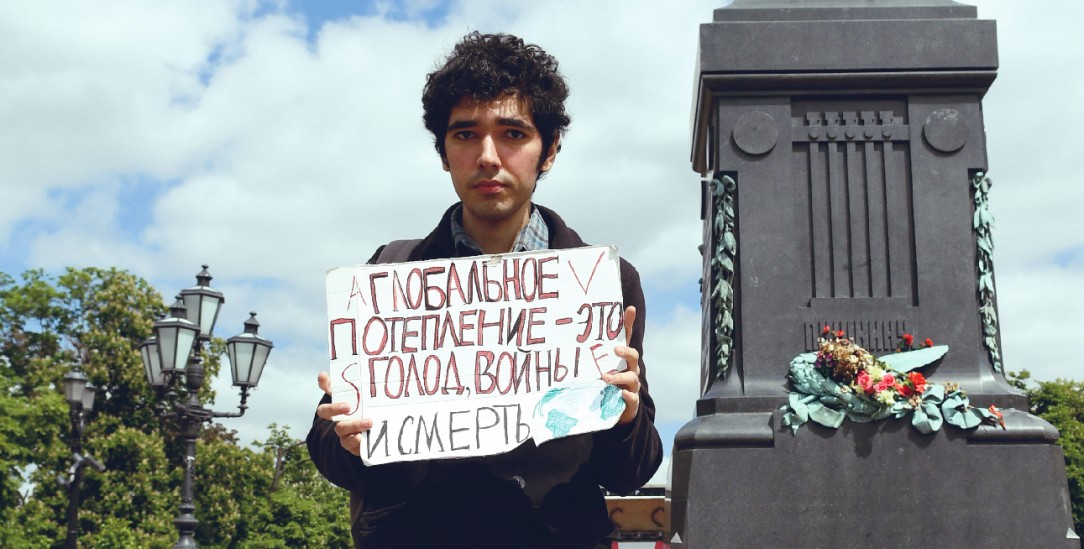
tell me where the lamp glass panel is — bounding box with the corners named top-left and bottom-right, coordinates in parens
top-left (157, 322), bottom-right (197, 373)
top-left (63, 374), bottom-right (85, 405)
top-left (173, 328), bottom-right (196, 372)
top-left (181, 292), bottom-right (201, 330)
top-left (156, 326), bottom-right (179, 373)
top-left (228, 340), bottom-right (255, 385)
top-left (141, 340), bottom-right (164, 386)
top-left (249, 343), bottom-right (271, 386)
top-left (200, 296), bottom-right (222, 337)
top-left (82, 385), bottom-right (97, 412)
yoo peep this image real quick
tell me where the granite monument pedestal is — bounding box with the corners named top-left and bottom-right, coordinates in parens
top-left (670, 1), bottom-right (1078, 546)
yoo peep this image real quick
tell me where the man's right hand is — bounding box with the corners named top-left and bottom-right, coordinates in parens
top-left (316, 371), bottom-right (374, 457)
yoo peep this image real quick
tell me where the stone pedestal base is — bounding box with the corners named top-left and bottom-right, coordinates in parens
top-left (670, 409), bottom-right (1078, 548)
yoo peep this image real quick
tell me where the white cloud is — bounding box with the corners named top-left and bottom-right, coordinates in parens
top-left (644, 304), bottom-right (702, 428)
top-left (2, 0), bottom-right (1082, 450)
top-left (997, 264), bottom-right (1084, 381)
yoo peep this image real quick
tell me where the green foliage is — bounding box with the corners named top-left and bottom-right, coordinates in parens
top-left (0, 268), bottom-right (350, 548)
top-left (1010, 370), bottom-right (1084, 537)
top-left (240, 424), bottom-right (352, 549)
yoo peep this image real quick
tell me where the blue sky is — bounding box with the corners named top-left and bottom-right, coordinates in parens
top-left (285, 0), bottom-right (453, 35)
top-left (2, 0), bottom-right (1082, 481)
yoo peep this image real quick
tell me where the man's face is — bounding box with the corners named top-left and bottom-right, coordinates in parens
top-left (442, 94), bottom-right (557, 231)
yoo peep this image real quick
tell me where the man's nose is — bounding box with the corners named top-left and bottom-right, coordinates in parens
top-left (477, 136), bottom-right (501, 168)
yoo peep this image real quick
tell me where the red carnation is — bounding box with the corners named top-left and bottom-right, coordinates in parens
top-left (924, 338), bottom-right (934, 348)
top-left (908, 372), bottom-right (928, 394)
top-left (822, 325), bottom-right (831, 335)
top-left (902, 333), bottom-right (914, 346)
top-left (835, 329), bottom-right (846, 339)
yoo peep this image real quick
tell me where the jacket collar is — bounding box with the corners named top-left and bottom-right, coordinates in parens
top-left (416, 202), bottom-right (587, 261)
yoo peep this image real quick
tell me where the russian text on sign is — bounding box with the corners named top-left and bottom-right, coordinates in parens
top-left (326, 246), bottom-right (628, 465)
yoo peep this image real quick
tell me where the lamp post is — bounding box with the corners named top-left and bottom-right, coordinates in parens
top-left (60, 349), bottom-right (105, 549)
top-left (139, 265), bottom-right (273, 549)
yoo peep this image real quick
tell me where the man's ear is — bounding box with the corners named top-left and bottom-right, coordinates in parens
top-left (539, 136), bottom-right (559, 173)
top-left (441, 155), bottom-right (450, 172)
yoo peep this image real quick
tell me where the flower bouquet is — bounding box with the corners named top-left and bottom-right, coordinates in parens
top-left (781, 328), bottom-right (1004, 434)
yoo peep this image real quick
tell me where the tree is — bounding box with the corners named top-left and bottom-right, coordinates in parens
top-left (0, 267), bottom-right (170, 545)
top-left (0, 267), bottom-right (351, 548)
top-left (1010, 370), bottom-right (1084, 538)
top-left (243, 424), bottom-right (352, 548)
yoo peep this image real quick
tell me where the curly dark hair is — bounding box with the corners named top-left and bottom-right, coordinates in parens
top-left (422, 32), bottom-right (571, 172)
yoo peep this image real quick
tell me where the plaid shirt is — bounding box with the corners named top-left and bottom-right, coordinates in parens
top-left (450, 204), bottom-right (550, 255)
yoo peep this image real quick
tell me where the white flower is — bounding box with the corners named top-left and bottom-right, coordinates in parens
top-left (875, 390), bottom-right (897, 406)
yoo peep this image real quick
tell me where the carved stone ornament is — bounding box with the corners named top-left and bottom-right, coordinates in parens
top-left (922, 107), bottom-right (968, 153)
top-left (731, 111), bottom-right (778, 156)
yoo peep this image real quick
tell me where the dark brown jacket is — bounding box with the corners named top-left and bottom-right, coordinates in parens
top-left (307, 204), bottom-right (662, 548)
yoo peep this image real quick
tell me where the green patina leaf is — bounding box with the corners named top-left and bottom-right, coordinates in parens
top-left (917, 399), bottom-right (944, 433)
top-left (945, 406), bottom-right (983, 429)
top-left (889, 400), bottom-right (910, 419)
top-left (877, 345), bottom-right (949, 373)
top-left (912, 408), bottom-right (934, 434)
top-left (921, 384), bottom-right (946, 404)
top-left (788, 392), bottom-right (810, 422)
top-left (941, 391), bottom-right (980, 429)
top-left (870, 406), bottom-right (896, 421)
top-left (841, 393), bottom-right (882, 416)
top-left (782, 412), bottom-right (804, 433)
top-left (977, 236), bottom-right (992, 254)
top-left (807, 401), bottom-right (845, 429)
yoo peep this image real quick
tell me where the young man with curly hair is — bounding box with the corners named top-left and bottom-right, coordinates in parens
top-left (307, 32), bottom-right (662, 549)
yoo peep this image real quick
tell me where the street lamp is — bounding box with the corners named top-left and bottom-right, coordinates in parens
top-left (139, 265), bottom-right (273, 549)
top-left (60, 350), bottom-right (105, 549)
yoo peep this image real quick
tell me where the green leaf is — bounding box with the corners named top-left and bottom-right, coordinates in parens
top-left (723, 233), bottom-right (737, 251)
top-left (911, 408), bottom-right (933, 434)
top-left (807, 401), bottom-right (845, 429)
top-left (877, 345), bottom-right (949, 373)
top-left (921, 383), bottom-right (945, 405)
top-left (977, 236), bottom-right (992, 254)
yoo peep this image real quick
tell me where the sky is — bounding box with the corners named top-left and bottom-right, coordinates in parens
top-left (2, 0), bottom-right (1082, 485)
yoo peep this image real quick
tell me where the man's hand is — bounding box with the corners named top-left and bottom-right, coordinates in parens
top-left (602, 306), bottom-right (641, 426)
top-left (316, 371), bottom-right (373, 457)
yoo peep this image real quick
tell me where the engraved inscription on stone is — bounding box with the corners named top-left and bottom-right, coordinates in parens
top-left (804, 320), bottom-right (909, 353)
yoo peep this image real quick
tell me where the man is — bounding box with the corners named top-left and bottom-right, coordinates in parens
top-left (307, 32), bottom-right (662, 549)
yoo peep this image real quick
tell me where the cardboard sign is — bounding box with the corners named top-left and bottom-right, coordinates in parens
top-left (326, 245), bottom-right (627, 465)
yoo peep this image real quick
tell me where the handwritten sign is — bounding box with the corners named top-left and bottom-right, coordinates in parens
top-left (326, 246), bottom-right (627, 465)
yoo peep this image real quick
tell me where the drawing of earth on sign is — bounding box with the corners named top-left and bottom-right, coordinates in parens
top-left (532, 383), bottom-right (626, 444)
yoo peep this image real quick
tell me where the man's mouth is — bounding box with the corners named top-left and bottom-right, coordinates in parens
top-left (474, 180), bottom-right (504, 195)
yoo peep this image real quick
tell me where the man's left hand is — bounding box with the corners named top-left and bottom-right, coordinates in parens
top-left (603, 306), bottom-right (641, 426)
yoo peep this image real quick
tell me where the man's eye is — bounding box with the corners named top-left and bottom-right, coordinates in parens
top-left (506, 130), bottom-right (526, 139)
top-left (452, 131), bottom-right (474, 140)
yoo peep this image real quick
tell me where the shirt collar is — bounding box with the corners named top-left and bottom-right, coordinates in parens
top-left (450, 204), bottom-right (550, 255)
